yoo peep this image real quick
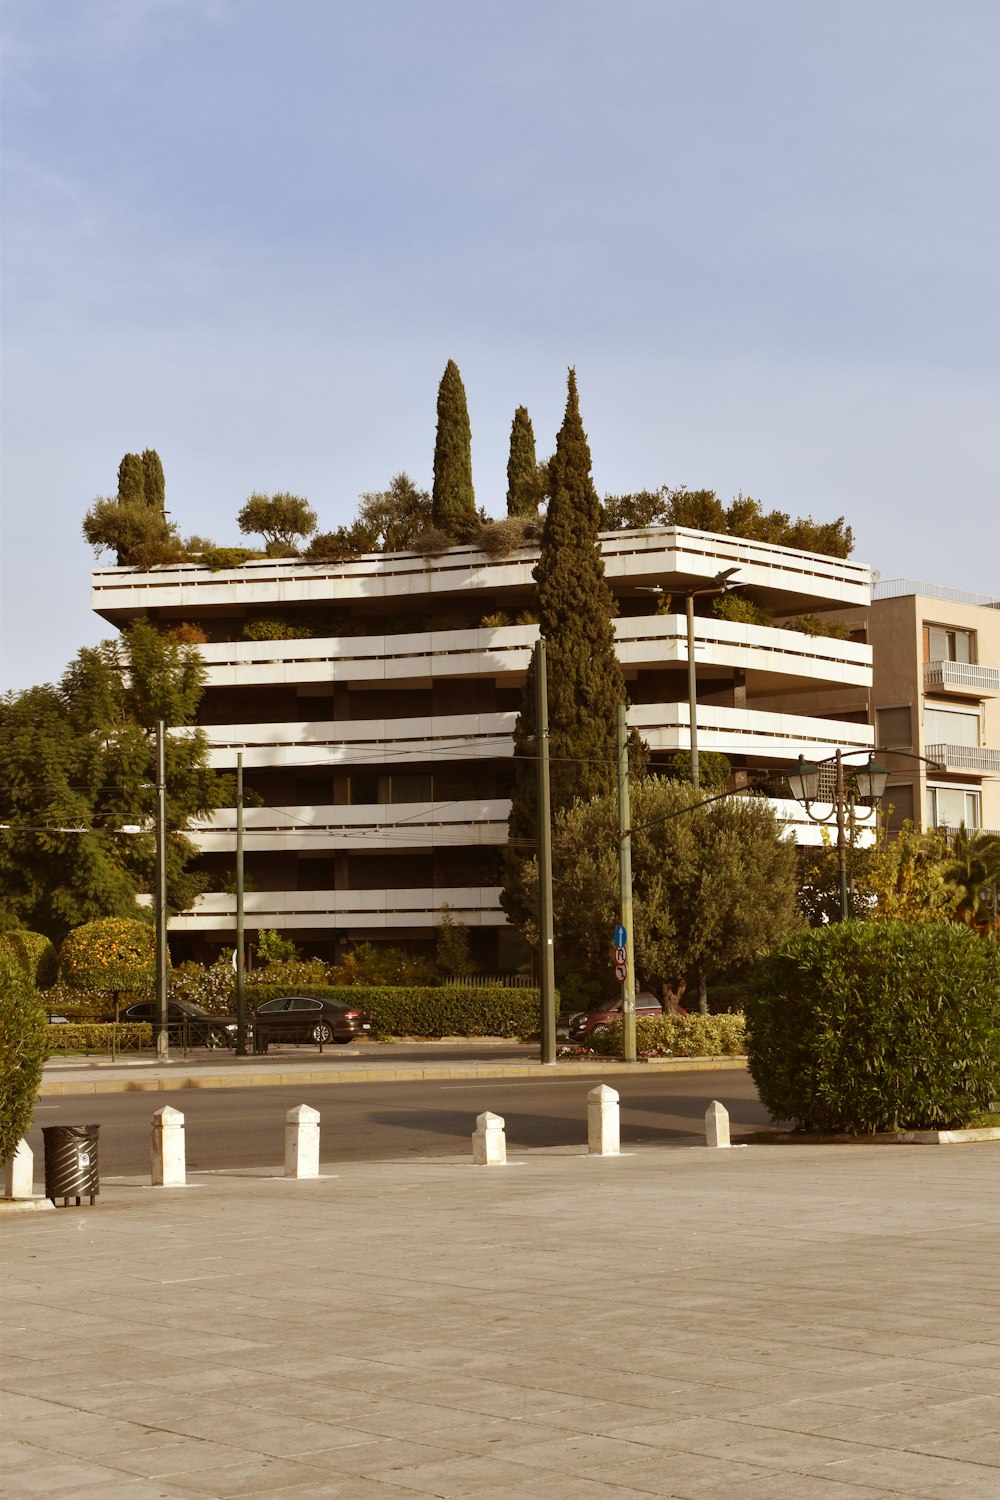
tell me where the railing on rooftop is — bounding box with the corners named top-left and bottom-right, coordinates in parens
top-left (874, 579), bottom-right (1000, 608)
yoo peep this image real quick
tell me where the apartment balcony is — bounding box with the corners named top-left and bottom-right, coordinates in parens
top-left (166, 886), bottom-right (507, 933)
top-left (924, 743), bottom-right (1000, 775)
top-left (923, 660), bottom-right (1000, 697)
top-left (188, 800), bottom-right (509, 853)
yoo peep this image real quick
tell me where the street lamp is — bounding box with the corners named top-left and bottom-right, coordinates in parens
top-left (640, 566), bottom-right (741, 789)
top-left (787, 750), bottom-right (890, 920)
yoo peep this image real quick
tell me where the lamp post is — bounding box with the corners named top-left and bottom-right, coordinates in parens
top-left (787, 750), bottom-right (890, 920)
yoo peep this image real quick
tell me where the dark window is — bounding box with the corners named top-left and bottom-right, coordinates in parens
top-left (288, 998), bottom-right (322, 1011)
top-left (877, 706), bottom-right (912, 748)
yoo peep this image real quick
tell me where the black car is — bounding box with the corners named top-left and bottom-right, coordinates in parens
top-left (252, 995), bottom-right (373, 1049)
top-left (113, 998), bottom-right (237, 1049)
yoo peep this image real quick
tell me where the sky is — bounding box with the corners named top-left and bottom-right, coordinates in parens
top-left (2, 0), bottom-right (998, 691)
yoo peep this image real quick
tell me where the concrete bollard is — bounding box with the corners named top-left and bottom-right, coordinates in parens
top-left (705, 1099), bottom-right (731, 1148)
top-left (4, 1138), bottom-right (34, 1199)
top-left (151, 1106), bottom-right (186, 1186)
top-left (587, 1084), bottom-right (620, 1155)
top-left (285, 1104), bottom-right (320, 1179)
top-left (472, 1111), bottom-right (506, 1165)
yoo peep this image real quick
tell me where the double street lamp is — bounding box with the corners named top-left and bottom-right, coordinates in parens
top-left (787, 749), bottom-right (890, 921)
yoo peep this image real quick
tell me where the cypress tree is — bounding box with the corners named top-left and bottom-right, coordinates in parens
top-left (506, 406), bottom-right (539, 517)
top-left (117, 452), bottom-right (145, 507)
top-left (431, 360), bottom-right (475, 536)
top-left (141, 449), bottom-right (166, 513)
top-left (502, 371), bottom-right (629, 928)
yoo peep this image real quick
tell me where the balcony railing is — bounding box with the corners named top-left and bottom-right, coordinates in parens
top-left (923, 660), bottom-right (1000, 695)
top-left (924, 743), bottom-right (1000, 774)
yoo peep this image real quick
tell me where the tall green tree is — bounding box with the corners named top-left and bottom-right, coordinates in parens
top-left (141, 449), bottom-right (166, 512)
top-left (237, 493), bottom-right (317, 552)
top-left (0, 622), bottom-right (219, 941)
top-left (506, 406), bottom-right (539, 517)
top-left (502, 370), bottom-right (630, 933)
top-left (431, 360), bottom-right (476, 536)
top-left (117, 452), bottom-right (145, 507)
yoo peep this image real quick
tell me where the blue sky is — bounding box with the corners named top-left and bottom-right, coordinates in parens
top-left (2, 0), bottom-right (998, 690)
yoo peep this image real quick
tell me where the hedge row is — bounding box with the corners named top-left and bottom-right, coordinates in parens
top-left (589, 1013), bottom-right (746, 1058)
top-left (249, 984), bottom-right (544, 1038)
top-left (1, 954), bottom-right (49, 1168)
top-left (45, 1023), bottom-right (152, 1052)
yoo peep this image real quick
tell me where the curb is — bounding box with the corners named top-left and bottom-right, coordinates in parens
top-left (38, 1055), bottom-right (749, 1097)
top-left (0, 1197), bottom-right (56, 1215)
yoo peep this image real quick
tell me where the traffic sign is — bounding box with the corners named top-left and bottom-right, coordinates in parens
top-left (613, 924), bottom-right (627, 947)
top-left (614, 945), bottom-right (627, 965)
top-left (614, 960), bottom-right (628, 983)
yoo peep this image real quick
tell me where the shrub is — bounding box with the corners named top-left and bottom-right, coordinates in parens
top-left (248, 984), bottom-right (543, 1038)
top-left (330, 943), bottom-right (437, 987)
top-left (712, 593), bottom-right (773, 627)
top-left (0, 930), bottom-right (59, 989)
top-left (165, 622), bottom-right (208, 644)
top-left (476, 517), bottom-right (541, 556)
top-left (256, 929), bottom-right (299, 965)
top-left (746, 921), bottom-right (1000, 1133)
top-left (242, 617), bottom-right (313, 641)
top-left (0, 952), bottom-right (48, 1169)
top-left (480, 611), bottom-right (512, 629)
top-left (589, 1013), bottom-right (746, 1057)
top-left (200, 546), bottom-right (265, 571)
top-left (782, 614), bottom-right (852, 640)
top-left (60, 917), bottom-right (156, 1019)
top-left (409, 527), bottom-right (453, 556)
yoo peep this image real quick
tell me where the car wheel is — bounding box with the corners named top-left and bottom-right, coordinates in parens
top-left (205, 1029), bottom-right (227, 1050)
top-left (591, 1024), bottom-right (609, 1036)
top-left (312, 1022), bottom-right (334, 1044)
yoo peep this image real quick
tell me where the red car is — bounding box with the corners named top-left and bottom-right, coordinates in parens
top-left (567, 992), bottom-right (664, 1044)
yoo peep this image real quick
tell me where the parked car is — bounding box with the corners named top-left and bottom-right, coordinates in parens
top-left (252, 995), bottom-right (373, 1049)
top-left (109, 998), bottom-right (237, 1049)
top-left (567, 992), bottom-right (665, 1045)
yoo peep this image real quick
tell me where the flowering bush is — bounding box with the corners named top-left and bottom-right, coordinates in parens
top-left (60, 918), bottom-right (156, 1006)
top-left (589, 1012), bottom-right (746, 1058)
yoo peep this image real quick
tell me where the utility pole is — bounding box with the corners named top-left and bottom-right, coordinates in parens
top-left (616, 704), bottom-right (637, 1063)
top-left (834, 748), bottom-right (849, 922)
top-left (235, 751), bottom-right (247, 1056)
top-left (535, 640), bottom-right (557, 1065)
top-left (155, 720), bottom-right (169, 1062)
top-left (686, 592), bottom-right (700, 790)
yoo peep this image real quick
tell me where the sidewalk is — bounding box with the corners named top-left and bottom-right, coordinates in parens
top-left (4, 1139), bottom-right (1000, 1498)
top-left (39, 1041), bottom-right (748, 1096)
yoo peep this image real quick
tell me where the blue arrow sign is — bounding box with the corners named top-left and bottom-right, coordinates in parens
top-left (613, 924), bottom-right (627, 948)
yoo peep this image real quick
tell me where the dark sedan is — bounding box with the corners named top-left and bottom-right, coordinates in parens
top-left (112, 998), bottom-right (237, 1049)
top-left (252, 995), bottom-right (373, 1049)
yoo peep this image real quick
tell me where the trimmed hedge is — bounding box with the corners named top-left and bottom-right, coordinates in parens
top-left (746, 921), bottom-right (1000, 1133)
top-left (589, 1013), bottom-right (746, 1058)
top-left (1, 953), bottom-right (48, 1168)
top-left (0, 930), bottom-right (59, 990)
top-left (45, 1022), bottom-right (152, 1052)
top-left (249, 984), bottom-right (544, 1038)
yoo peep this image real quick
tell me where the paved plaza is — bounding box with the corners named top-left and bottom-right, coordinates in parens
top-left (3, 1136), bottom-right (1000, 1499)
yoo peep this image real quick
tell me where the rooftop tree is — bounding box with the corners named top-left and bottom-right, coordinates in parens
top-left (506, 406), bottom-right (540, 517)
top-left (431, 360), bottom-right (476, 538)
top-left (237, 492), bottom-right (317, 554)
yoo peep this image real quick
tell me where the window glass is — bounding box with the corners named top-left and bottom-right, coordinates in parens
top-left (928, 786), bottom-right (981, 827)
top-left (877, 706), bottom-right (912, 747)
top-left (926, 626), bottom-right (974, 663)
top-left (390, 773), bottom-right (433, 803)
top-left (924, 708), bottom-right (980, 747)
top-left (885, 783), bottom-right (914, 830)
top-left (255, 999), bottom-right (289, 1014)
top-left (288, 998), bottom-right (322, 1011)
top-left (349, 775), bottom-right (380, 805)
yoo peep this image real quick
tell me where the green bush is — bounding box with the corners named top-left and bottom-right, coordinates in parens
top-left (201, 546), bottom-right (265, 571)
top-left (242, 617), bottom-right (313, 641)
top-left (45, 1022), bottom-right (151, 1052)
top-left (249, 984), bottom-right (544, 1038)
top-left (0, 930), bottom-right (59, 989)
top-left (712, 593), bottom-right (773, 627)
top-left (589, 1013), bottom-right (746, 1057)
top-left (746, 921), bottom-right (1000, 1133)
top-left (60, 917), bottom-right (156, 1015)
top-left (0, 953), bottom-right (48, 1168)
top-left (781, 614), bottom-right (852, 640)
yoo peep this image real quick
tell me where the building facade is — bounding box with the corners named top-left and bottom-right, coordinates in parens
top-left (91, 525), bottom-right (876, 961)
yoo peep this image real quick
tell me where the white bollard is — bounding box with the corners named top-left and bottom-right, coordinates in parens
top-left (705, 1099), bottom-right (731, 1148)
top-left (587, 1084), bottom-right (620, 1155)
top-left (4, 1138), bottom-right (34, 1198)
top-left (151, 1106), bottom-right (186, 1186)
top-left (285, 1104), bottom-right (320, 1179)
top-left (472, 1111), bottom-right (506, 1166)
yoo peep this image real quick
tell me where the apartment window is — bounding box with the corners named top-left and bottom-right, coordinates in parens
top-left (877, 705), bottom-right (912, 748)
top-left (926, 785), bottom-right (981, 829)
top-left (924, 706), bottom-right (980, 748)
top-left (884, 783), bottom-right (914, 831)
top-left (349, 773), bottom-right (433, 805)
top-left (925, 625), bottom-right (974, 663)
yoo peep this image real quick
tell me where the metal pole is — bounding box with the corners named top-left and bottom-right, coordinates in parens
top-left (617, 704), bottom-right (637, 1063)
top-left (155, 720), bottom-right (169, 1062)
top-left (835, 748), bottom-right (849, 922)
top-left (235, 752), bottom-right (247, 1056)
top-left (686, 592), bottom-right (699, 789)
top-left (536, 641), bottom-right (557, 1065)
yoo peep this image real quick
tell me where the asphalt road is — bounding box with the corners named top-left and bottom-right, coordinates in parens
top-left (27, 1067), bottom-right (773, 1176)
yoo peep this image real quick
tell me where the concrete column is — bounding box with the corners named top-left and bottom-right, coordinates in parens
top-left (151, 1106), bottom-right (186, 1186)
top-left (472, 1111), bottom-right (506, 1165)
top-left (4, 1138), bottom-right (34, 1198)
top-left (285, 1104), bottom-right (320, 1178)
top-left (587, 1084), bottom-right (620, 1155)
top-left (705, 1099), bottom-right (731, 1148)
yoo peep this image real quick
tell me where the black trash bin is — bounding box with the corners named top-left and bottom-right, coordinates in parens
top-left (42, 1124), bottom-right (100, 1206)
